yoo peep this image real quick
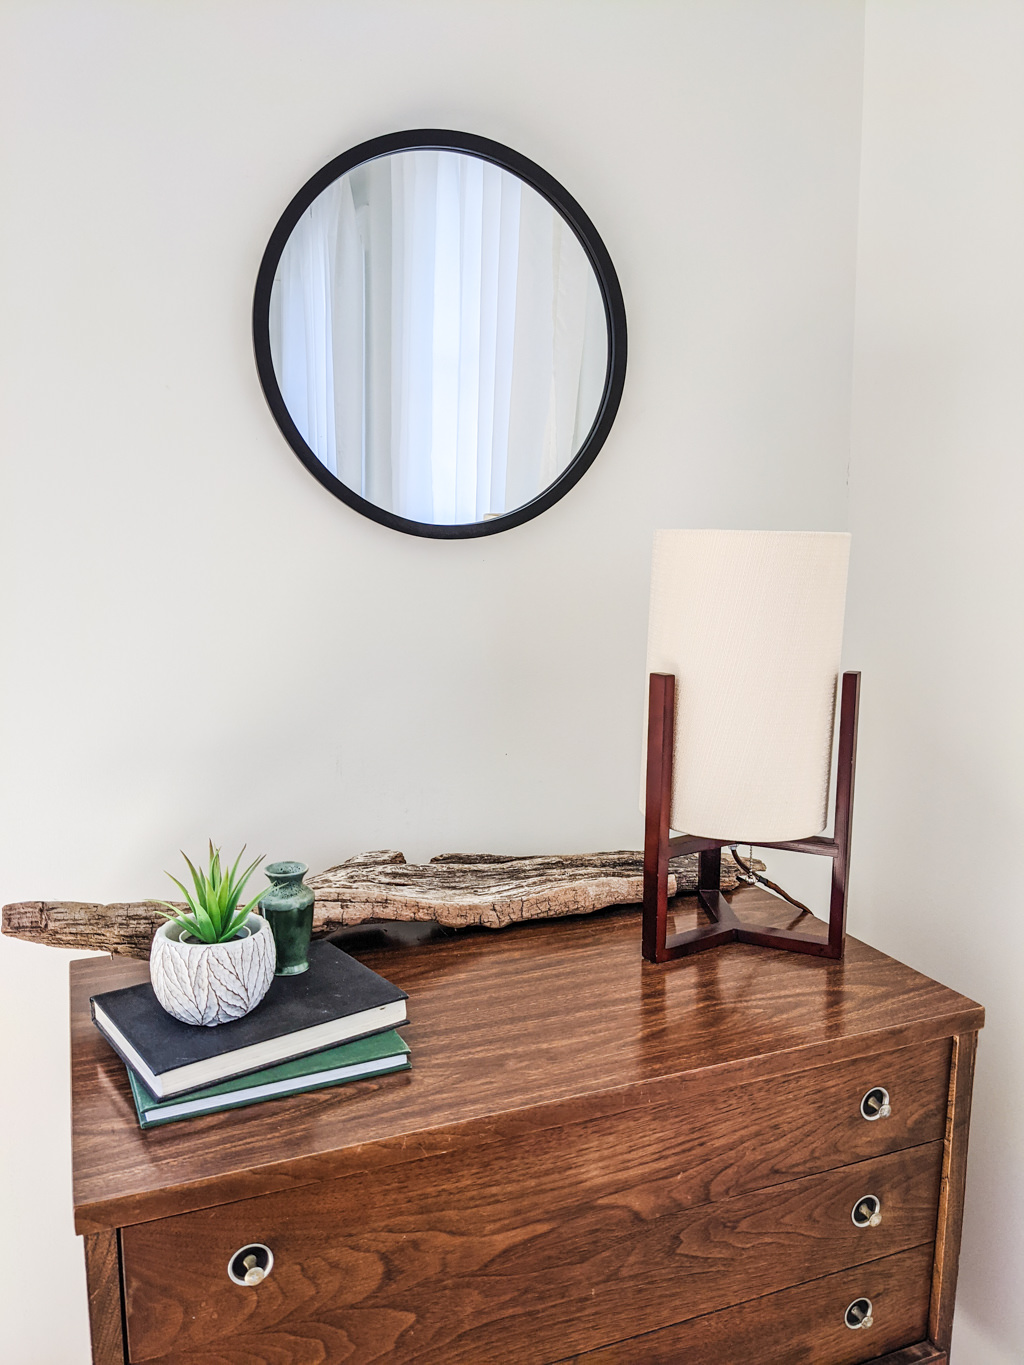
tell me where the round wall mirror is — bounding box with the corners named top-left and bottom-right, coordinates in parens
top-left (253, 130), bottom-right (627, 538)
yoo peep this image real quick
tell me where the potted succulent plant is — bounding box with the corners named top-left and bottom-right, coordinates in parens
top-left (149, 842), bottom-right (276, 1027)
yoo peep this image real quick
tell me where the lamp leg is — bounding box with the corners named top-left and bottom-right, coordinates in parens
top-left (697, 847), bottom-right (722, 915)
top-left (827, 670), bottom-right (860, 957)
top-left (642, 673), bottom-right (675, 963)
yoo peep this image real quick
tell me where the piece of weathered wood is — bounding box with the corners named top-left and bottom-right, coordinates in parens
top-left (1, 848), bottom-right (760, 958)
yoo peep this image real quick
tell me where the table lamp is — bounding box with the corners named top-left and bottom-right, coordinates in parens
top-left (641, 529), bottom-right (858, 963)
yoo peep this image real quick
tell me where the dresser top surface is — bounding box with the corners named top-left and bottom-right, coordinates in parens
top-left (70, 889), bottom-right (982, 1233)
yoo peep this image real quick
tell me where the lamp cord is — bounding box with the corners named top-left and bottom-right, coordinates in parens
top-left (730, 845), bottom-right (812, 919)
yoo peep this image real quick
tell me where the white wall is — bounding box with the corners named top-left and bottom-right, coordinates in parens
top-left (849, 4), bottom-right (1024, 1363)
top-left (0, 2), bottom-right (866, 1360)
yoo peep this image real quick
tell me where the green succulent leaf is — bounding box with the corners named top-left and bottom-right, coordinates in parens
top-left (155, 843), bottom-right (265, 944)
top-left (153, 907), bottom-right (208, 940)
top-left (227, 846), bottom-right (246, 890)
top-left (238, 858), bottom-right (263, 897)
top-left (222, 907), bottom-right (252, 942)
top-left (153, 905), bottom-right (191, 926)
top-left (154, 898), bottom-right (185, 914)
top-left (219, 880), bottom-right (265, 943)
top-left (182, 850), bottom-right (207, 903)
top-left (242, 887), bottom-right (265, 914)
top-left (164, 875), bottom-right (199, 918)
top-left (194, 901), bottom-right (219, 941)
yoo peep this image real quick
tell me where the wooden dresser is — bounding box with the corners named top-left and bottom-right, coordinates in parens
top-left (70, 889), bottom-right (983, 1365)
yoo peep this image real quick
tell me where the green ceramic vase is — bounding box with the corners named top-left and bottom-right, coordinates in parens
top-left (259, 861), bottom-right (314, 975)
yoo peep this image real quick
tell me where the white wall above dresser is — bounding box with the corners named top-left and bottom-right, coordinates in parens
top-left (2, 3), bottom-right (865, 1361)
top-left (848, 5), bottom-right (1024, 1363)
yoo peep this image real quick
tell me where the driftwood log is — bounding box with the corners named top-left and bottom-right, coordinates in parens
top-left (1, 847), bottom-right (761, 959)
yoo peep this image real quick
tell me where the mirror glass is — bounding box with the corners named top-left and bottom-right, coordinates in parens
top-left (257, 139), bottom-right (623, 534)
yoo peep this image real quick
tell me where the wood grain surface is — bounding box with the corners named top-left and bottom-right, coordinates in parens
top-left (564, 1244), bottom-right (935, 1364)
top-left (929, 1030), bottom-right (979, 1350)
top-left (121, 1141), bottom-right (943, 1364)
top-left (82, 1228), bottom-right (127, 1365)
top-left (71, 890), bottom-right (984, 1235)
top-left (866, 1347), bottom-right (947, 1365)
top-left (4, 847), bottom-right (758, 956)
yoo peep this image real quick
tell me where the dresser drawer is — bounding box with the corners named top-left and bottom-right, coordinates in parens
top-left (565, 1243), bottom-right (935, 1364)
top-left (122, 1133), bottom-right (943, 1364)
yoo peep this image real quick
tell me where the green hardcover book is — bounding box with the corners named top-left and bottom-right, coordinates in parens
top-left (127, 1029), bottom-right (410, 1128)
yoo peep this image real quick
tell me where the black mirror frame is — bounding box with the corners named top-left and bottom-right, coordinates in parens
top-left (252, 129), bottom-right (627, 539)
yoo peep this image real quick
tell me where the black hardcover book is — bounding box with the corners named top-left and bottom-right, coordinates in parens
top-left (90, 940), bottom-right (408, 1099)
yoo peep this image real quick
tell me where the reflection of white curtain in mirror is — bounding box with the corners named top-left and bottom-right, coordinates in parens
top-left (268, 151), bottom-right (607, 524)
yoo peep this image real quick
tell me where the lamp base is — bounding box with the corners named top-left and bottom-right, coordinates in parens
top-left (641, 672), bottom-right (860, 965)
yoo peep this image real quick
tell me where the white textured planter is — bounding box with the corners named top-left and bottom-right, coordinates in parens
top-left (150, 913), bottom-right (276, 1027)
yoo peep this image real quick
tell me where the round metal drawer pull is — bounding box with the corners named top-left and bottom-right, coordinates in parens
top-left (851, 1194), bottom-right (882, 1228)
top-left (228, 1243), bottom-right (274, 1287)
top-left (845, 1297), bottom-right (874, 1330)
top-left (860, 1087), bottom-right (891, 1121)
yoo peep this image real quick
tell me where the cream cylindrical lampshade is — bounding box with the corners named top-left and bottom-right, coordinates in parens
top-left (642, 529), bottom-right (851, 842)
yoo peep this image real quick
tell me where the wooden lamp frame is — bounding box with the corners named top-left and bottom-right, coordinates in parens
top-left (642, 670), bottom-right (860, 964)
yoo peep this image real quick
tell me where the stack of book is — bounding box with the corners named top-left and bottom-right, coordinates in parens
top-left (90, 940), bottom-right (410, 1128)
